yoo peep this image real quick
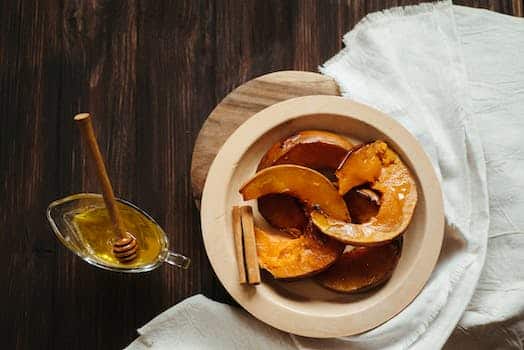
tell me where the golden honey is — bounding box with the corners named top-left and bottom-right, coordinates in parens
top-left (71, 203), bottom-right (165, 268)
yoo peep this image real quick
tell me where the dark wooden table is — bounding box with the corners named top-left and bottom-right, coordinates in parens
top-left (0, 1), bottom-right (519, 348)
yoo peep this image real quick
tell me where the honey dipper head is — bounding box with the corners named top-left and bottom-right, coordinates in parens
top-left (113, 234), bottom-right (138, 263)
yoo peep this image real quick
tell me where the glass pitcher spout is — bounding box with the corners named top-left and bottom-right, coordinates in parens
top-left (165, 252), bottom-right (191, 269)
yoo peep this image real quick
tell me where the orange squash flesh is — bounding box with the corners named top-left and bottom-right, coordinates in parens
top-left (257, 131), bottom-right (352, 229)
top-left (255, 224), bottom-right (344, 279)
top-left (336, 142), bottom-right (385, 196)
top-left (257, 130), bottom-right (353, 171)
top-left (240, 165), bottom-right (350, 222)
top-left (316, 239), bottom-right (402, 293)
top-left (344, 188), bottom-right (380, 224)
top-left (258, 194), bottom-right (306, 231)
top-left (312, 141), bottom-right (417, 245)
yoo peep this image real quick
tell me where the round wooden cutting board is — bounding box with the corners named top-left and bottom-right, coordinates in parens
top-left (190, 70), bottom-right (340, 204)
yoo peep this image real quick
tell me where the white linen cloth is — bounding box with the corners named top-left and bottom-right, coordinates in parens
top-left (127, 2), bottom-right (524, 349)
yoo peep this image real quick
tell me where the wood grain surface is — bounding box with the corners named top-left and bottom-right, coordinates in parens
top-left (0, 1), bottom-right (518, 349)
top-left (514, 0), bottom-right (524, 16)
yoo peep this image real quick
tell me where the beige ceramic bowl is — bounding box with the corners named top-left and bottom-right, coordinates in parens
top-left (201, 95), bottom-right (444, 338)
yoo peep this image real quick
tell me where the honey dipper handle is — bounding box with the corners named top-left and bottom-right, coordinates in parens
top-left (74, 113), bottom-right (126, 238)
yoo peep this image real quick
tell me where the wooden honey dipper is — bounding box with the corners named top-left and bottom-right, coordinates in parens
top-left (74, 113), bottom-right (138, 263)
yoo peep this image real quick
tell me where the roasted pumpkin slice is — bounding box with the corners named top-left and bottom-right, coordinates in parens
top-left (257, 131), bottom-right (352, 229)
top-left (240, 165), bottom-right (350, 222)
top-left (336, 141), bottom-right (385, 196)
top-left (258, 194), bottom-right (306, 231)
top-left (316, 239), bottom-right (402, 293)
top-left (313, 141), bottom-right (417, 245)
top-left (255, 223), bottom-right (344, 279)
top-left (257, 130), bottom-right (353, 171)
top-left (344, 188), bottom-right (381, 224)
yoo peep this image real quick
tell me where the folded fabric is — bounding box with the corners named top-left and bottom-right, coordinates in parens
top-left (127, 2), bottom-right (524, 349)
top-left (302, 2), bottom-right (489, 348)
top-left (126, 295), bottom-right (296, 350)
top-left (445, 5), bottom-right (524, 348)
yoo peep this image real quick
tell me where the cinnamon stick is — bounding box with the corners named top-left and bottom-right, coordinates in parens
top-left (232, 206), bottom-right (247, 284)
top-left (240, 206), bottom-right (261, 285)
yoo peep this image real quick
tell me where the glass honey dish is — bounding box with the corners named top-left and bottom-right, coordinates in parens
top-left (47, 193), bottom-right (190, 273)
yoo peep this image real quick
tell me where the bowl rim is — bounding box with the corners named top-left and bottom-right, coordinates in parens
top-left (200, 95), bottom-right (444, 337)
